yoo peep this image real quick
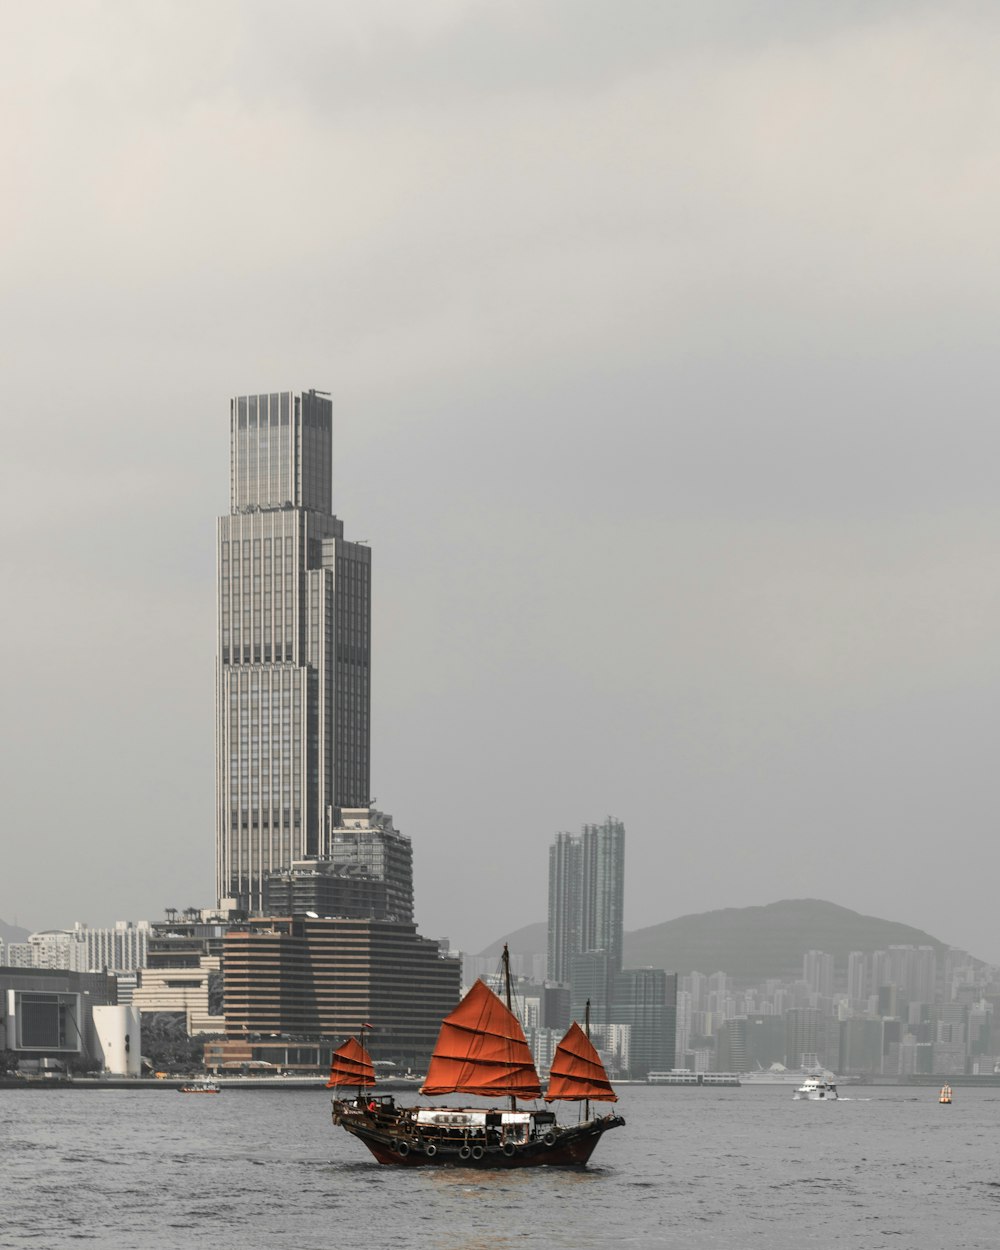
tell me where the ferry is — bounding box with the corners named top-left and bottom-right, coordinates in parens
top-left (743, 1059), bottom-right (841, 1086)
top-left (648, 1071), bottom-right (741, 1087)
top-left (792, 1076), bottom-right (838, 1101)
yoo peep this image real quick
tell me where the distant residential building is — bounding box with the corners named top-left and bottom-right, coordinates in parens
top-left (890, 945), bottom-right (938, 1004)
top-left (524, 1025), bottom-right (563, 1077)
top-left (4, 943), bottom-right (33, 968)
top-left (75, 921), bottom-right (150, 973)
top-left (802, 950), bottom-right (834, 998)
top-left (547, 818), bottom-right (625, 983)
top-left (877, 984), bottom-right (899, 1018)
top-left (847, 951), bottom-right (867, 1007)
top-left (2, 923), bottom-right (150, 974)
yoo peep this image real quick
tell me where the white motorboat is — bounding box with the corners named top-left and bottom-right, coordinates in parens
top-left (793, 1077), bottom-right (838, 1101)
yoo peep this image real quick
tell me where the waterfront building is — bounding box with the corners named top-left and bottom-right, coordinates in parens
top-left (674, 988), bottom-right (692, 1059)
top-left (838, 1016), bottom-right (884, 1075)
top-left (216, 389), bottom-right (371, 913)
top-left (784, 1007), bottom-right (821, 1069)
top-left (569, 949), bottom-right (615, 1033)
top-left (221, 915), bottom-right (460, 1067)
top-left (745, 1013), bottom-right (786, 1069)
top-left (130, 912), bottom-right (229, 1035)
top-left (0, 968), bottom-right (116, 1070)
top-left (610, 970), bottom-right (677, 1079)
top-left (716, 1016), bottom-right (749, 1072)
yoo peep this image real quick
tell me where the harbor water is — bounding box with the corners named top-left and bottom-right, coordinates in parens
top-left (2, 1084), bottom-right (998, 1249)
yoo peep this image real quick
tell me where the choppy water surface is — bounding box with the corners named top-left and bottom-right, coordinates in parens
top-left (1, 1085), bottom-right (998, 1249)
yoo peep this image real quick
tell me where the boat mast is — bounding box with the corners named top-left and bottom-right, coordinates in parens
top-left (584, 999), bottom-right (591, 1122)
top-left (503, 943), bottom-right (516, 1113)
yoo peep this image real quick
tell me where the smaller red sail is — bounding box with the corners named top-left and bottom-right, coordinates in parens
top-left (326, 1036), bottom-right (375, 1089)
top-left (544, 1022), bottom-right (618, 1103)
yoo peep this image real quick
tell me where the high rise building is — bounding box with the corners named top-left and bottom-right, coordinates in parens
top-left (612, 969), bottom-right (677, 1078)
top-left (846, 951), bottom-right (867, 1007)
top-left (784, 1007), bottom-right (821, 1069)
top-left (802, 950), bottom-right (834, 998)
top-left (546, 817), bottom-right (625, 982)
top-left (216, 390), bottom-right (372, 912)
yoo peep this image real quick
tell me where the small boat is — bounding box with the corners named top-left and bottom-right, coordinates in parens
top-left (939, 1085), bottom-right (952, 1105)
top-left (793, 1077), bottom-right (838, 1101)
top-left (329, 946), bottom-right (625, 1168)
top-left (178, 1080), bottom-right (220, 1094)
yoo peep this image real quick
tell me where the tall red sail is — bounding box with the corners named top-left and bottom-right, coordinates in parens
top-left (421, 979), bottom-right (542, 1099)
top-left (326, 1036), bottom-right (375, 1089)
top-left (544, 1022), bottom-right (618, 1103)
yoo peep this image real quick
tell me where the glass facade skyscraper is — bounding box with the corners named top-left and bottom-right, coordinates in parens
top-left (215, 389), bottom-right (371, 912)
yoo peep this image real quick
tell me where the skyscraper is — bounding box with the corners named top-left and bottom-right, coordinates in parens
top-left (802, 949), bottom-right (834, 998)
top-left (547, 817), bottom-right (625, 983)
top-left (216, 390), bottom-right (371, 912)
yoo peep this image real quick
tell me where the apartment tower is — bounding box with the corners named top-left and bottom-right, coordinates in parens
top-left (547, 817), bottom-right (626, 983)
top-left (216, 390), bottom-right (371, 912)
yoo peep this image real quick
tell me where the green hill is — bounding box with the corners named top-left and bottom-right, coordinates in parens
top-left (479, 899), bottom-right (959, 981)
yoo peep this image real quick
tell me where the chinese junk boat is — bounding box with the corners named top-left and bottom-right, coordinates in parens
top-left (329, 949), bottom-right (625, 1168)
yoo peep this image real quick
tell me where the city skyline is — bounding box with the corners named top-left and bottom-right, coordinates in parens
top-left (5, 4), bottom-right (1000, 960)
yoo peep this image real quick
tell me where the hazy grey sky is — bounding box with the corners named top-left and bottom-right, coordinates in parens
top-left (4, 1), bottom-right (1000, 960)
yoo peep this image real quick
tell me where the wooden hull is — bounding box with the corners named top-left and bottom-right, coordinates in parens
top-left (332, 1102), bottom-right (625, 1169)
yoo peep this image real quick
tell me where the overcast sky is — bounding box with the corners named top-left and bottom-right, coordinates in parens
top-left (3, 1), bottom-right (1000, 961)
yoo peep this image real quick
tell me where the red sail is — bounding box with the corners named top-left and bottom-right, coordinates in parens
top-left (544, 1022), bottom-right (618, 1103)
top-left (421, 978), bottom-right (542, 1099)
top-left (326, 1036), bottom-right (376, 1089)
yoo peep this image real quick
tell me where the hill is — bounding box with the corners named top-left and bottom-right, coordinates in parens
top-left (0, 918), bottom-right (30, 946)
top-left (478, 900), bottom-right (958, 981)
top-left (479, 922), bottom-right (547, 959)
top-left (624, 899), bottom-right (954, 981)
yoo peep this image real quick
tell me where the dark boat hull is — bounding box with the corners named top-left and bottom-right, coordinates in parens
top-left (332, 1102), bottom-right (625, 1169)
